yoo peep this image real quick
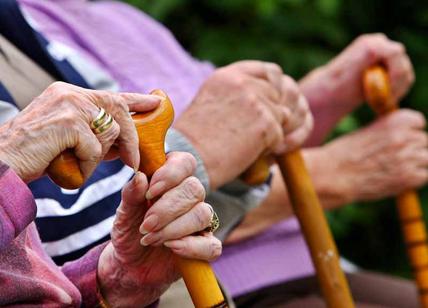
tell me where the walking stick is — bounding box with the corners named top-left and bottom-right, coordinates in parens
top-left (364, 65), bottom-right (428, 307)
top-left (47, 90), bottom-right (227, 308)
top-left (242, 144), bottom-right (354, 305)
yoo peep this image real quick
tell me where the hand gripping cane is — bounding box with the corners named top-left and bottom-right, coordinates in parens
top-left (47, 90), bottom-right (227, 308)
top-left (241, 134), bottom-right (354, 305)
top-left (364, 65), bottom-right (428, 307)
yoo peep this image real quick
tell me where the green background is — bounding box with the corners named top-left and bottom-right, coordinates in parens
top-left (123, 0), bottom-right (428, 278)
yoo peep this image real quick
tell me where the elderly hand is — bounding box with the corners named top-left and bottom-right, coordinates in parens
top-left (227, 110), bottom-right (428, 243)
top-left (323, 109), bottom-right (428, 202)
top-left (301, 33), bottom-right (414, 111)
top-left (175, 60), bottom-right (313, 190)
top-left (0, 82), bottom-right (160, 182)
top-left (97, 152), bottom-right (222, 307)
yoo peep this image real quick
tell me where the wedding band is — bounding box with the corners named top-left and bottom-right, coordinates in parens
top-left (91, 108), bottom-right (107, 129)
top-left (91, 108), bottom-right (114, 134)
top-left (205, 204), bottom-right (220, 233)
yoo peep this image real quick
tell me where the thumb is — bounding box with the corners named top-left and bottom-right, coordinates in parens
top-left (120, 171), bottom-right (149, 211)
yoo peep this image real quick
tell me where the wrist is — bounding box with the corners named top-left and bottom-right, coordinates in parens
top-left (303, 146), bottom-right (355, 209)
top-left (97, 243), bottom-right (164, 307)
top-left (300, 64), bottom-right (361, 116)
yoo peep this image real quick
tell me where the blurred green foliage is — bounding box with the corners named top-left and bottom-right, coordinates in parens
top-left (123, 0), bottom-right (428, 277)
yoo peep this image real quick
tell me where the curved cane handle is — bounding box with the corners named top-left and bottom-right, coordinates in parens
top-left (46, 89), bottom-right (174, 189)
top-left (47, 149), bottom-right (84, 189)
top-left (133, 89), bottom-right (174, 178)
top-left (363, 65), bottom-right (397, 114)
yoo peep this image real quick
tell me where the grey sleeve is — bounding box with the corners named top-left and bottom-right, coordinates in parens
top-left (166, 128), bottom-right (271, 241)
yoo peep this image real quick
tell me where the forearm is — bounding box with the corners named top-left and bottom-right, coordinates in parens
top-left (299, 66), bottom-right (358, 147)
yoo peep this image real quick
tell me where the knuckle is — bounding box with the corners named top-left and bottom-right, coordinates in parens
top-left (208, 238), bottom-right (222, 261)
top-left (174, 152), bottom-right (197, 174)
top-left (265, 62), bottom-right (283, 75)
top-left (193, 203), bottom-right (211, 229)
top-left (282, 76), bottom-right (299, 102)
top-left (182, 176), bottom-right (205, 201)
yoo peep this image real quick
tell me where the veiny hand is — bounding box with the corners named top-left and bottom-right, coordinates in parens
top-left (98, 152), bottom-right (222, 307)
top-left (227, 110), bottom-right (428, 243)
top-left (324, 109), bottom-right (428, 202)
top-left (0, 82), bottom-right (160, 182)
top-left (301, 33), bottom-right (414, 111)
top-left (175, 60), bottom-right (313, 190)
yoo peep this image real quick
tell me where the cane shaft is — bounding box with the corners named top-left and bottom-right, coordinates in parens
top-left (136, 90), bottom-right (226, 308)
top-left (364, 66), bottom-right (428, 307)
top-left (277, 150), bottom-right (354, 307)
top-left (49, 90), bottom-right (226, 307)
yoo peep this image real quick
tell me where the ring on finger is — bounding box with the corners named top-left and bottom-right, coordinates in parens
top-left (91, 107), bottom-right (114, 134)
top-left (204, 204), bottom-right (220, 233)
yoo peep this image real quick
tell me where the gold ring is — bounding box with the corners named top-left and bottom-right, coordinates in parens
top-left (205, 205), bottom-right (220, 233)
top-left (93, 113), bottom-right (113, 134)
top-left (91, 108), bottom-right (114, 134)
top-left (91, 107), bottom-right (107, 130)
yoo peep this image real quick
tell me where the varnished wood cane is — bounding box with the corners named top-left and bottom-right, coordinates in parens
top-left (242, 139), bottom-right (354, 305)
top-left (47, 90), bottom-right (227, 308)
top-left (364, 65), bottom-right (428, 307)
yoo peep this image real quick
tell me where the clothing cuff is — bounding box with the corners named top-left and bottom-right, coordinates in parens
top-left (62, 242), bottom-right (109, 308)
top-left (165, 128), bottom-right (210, 193)
top-left (0, 160), bottom-right (36, 250)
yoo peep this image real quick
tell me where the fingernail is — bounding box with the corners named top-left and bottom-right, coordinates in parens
top-left (146, 181), bottom-right (165, 200)
top-left (164, 240), bottom-right (184, 250)
top-left (140, 232), bottom-right (161, 246)
top-left (140, 214), bottom-right (159, 234)
top-left (130, 171), bottom-right (143, 191)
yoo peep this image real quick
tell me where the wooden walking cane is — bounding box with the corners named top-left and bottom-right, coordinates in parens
top-left (242, 138), bottom-right (354, 304)
top-left (47, 90), bottom-right (227, 308)
top-left (364, 65), bottom-right (428, 307)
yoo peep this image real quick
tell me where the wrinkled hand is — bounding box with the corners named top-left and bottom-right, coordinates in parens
top-left (98, 152), bottom-right (222, 307)
top-left (325, 109), bottom-right (428, 202)
top-left (175, 60), bottom-right (313, 189)
top-left (227, 110), bottom-right (428, 243)
top-left (301, 33), bottom-right (414, 111)
top-left (0, 82), bottom-right (160, 182)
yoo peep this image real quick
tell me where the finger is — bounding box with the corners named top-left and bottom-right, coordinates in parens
top-left (276, 110), bottom-right (313, 153)
top-left (140, 176), bottom-right (205, 234)
top-left (282, 95), bottom-right (309, 134)
top-left (121, 171), bottom-right (149, 208)
top-left (387, 109), bottom-right (426, 130)
top-left (120, 93), bottom-right (162, 113)
top-left (95, 117), bottom-right (120, 158)
top-left (140, 202), bottom-right (212, 246)
top-left (94, 92), bottom-right (160, 171)
top-left (115, 172), bottom-right (149, 232)
top-left (164, 232), bottom-right (222, 262)
top-left (146, 152), bottom-right (197, 200)
top-left (280, 75), bottom-right (300, 112)
top-left (387, 53), bottom-right (414, 101)
top-left (73, 124), bottom-right (103, 180)
top-left (231, 61), bottom-right (283, 94)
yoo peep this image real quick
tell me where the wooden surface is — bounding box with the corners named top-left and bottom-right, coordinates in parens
top-left (47, 89), bottom-right (226, 308)
top-left (277, 150), bottom-right (355, 307)
top-left (364, 66), bottom-right (428, 307)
